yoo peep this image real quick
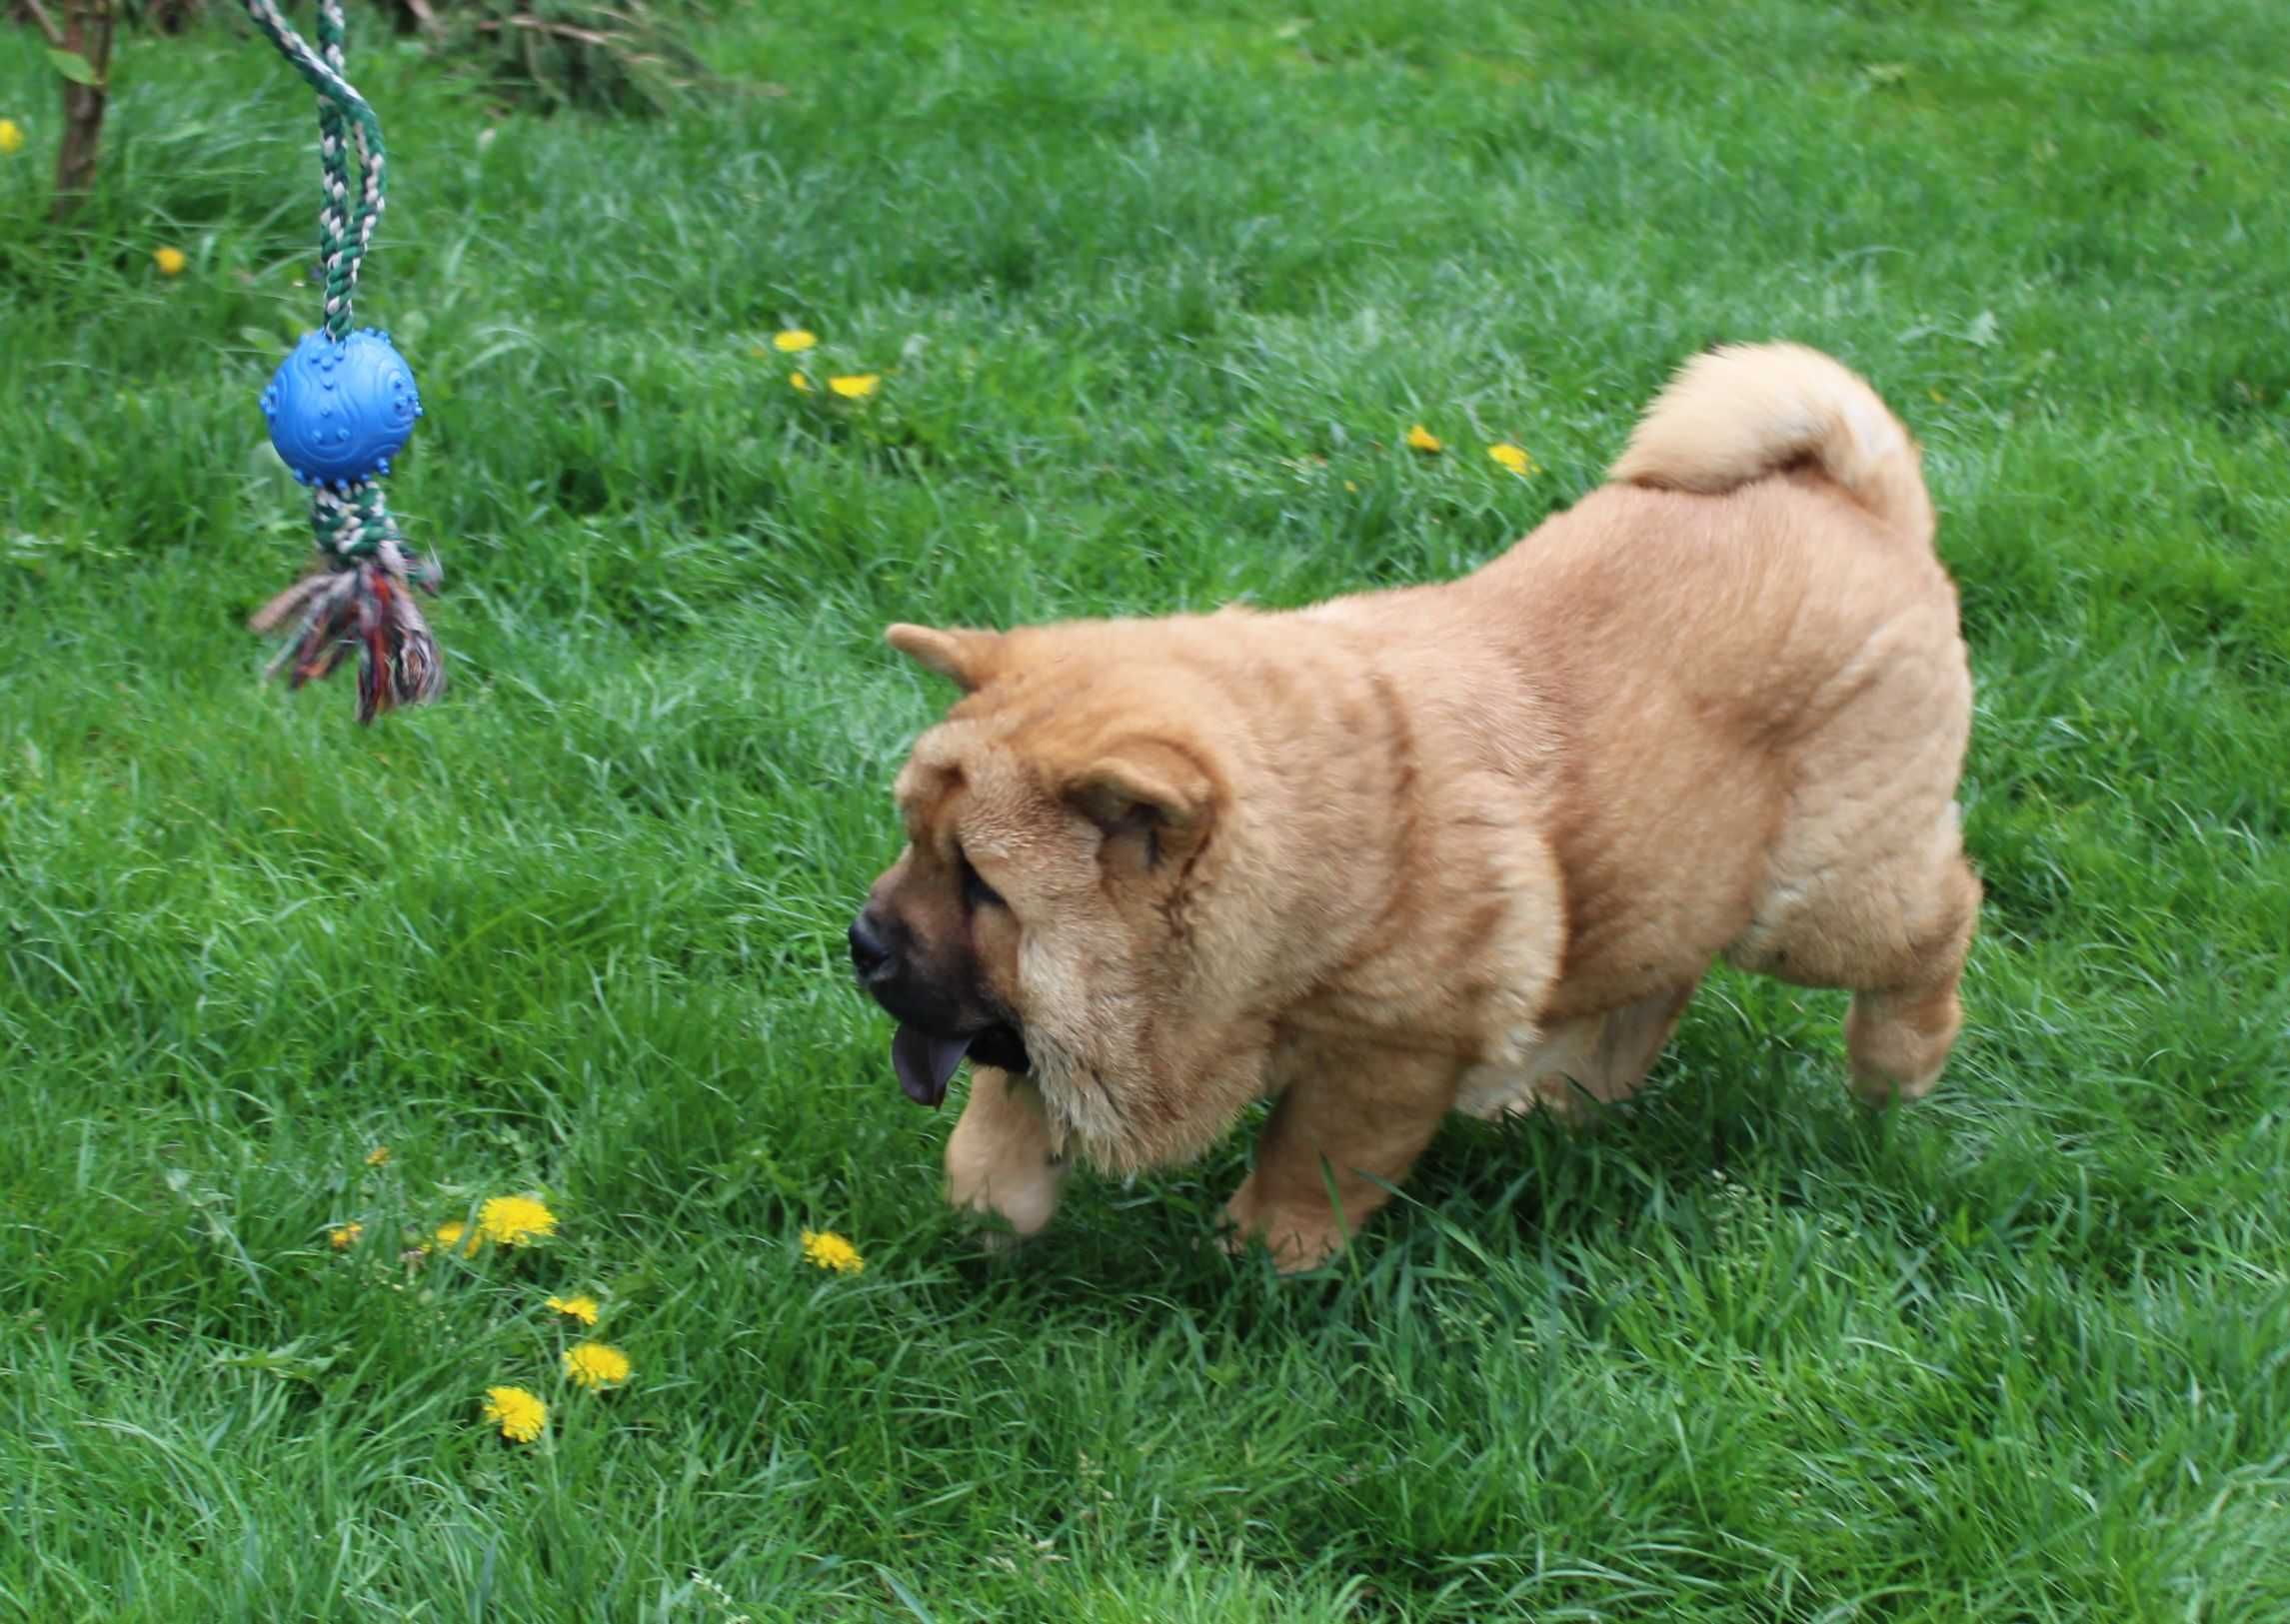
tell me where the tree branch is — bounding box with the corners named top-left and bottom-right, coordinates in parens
top-left (21, 0), bottom-right (68, 50)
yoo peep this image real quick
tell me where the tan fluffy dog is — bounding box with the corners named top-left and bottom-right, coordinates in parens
top-left (849, 342), bottom-right (1979, 1270)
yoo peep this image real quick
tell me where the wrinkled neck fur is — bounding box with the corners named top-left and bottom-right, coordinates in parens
top-left (1221, 624), bottom-right (1427, 996)
top-left (1248, 610), bottom-right (1568, 1061)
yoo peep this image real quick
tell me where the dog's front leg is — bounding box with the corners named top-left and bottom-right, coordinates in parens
top-left (945, 1066), bottom-right (1068, 1241)
top-left (1221, 1043), bottom-right (1454, 1271)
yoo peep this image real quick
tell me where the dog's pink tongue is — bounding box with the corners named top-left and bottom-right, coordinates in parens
top-left (892, 1024), bottom-right (970, 1108)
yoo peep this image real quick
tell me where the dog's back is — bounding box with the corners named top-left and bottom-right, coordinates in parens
top-left (1451, 346), bottom-right (1978, 1099)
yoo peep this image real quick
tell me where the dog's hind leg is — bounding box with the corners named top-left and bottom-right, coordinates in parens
top-left (1546, 979), bottom-right (1700, 1118)
top-left (1724, 607), bottom-right (1979, 1107)
top-left (1731, 802), bottom-right (1981, 1108)
top-left (1459, 980), bottom-right (1701, 1125)
top-left (1839, 854), bottom-right (1980, 1104)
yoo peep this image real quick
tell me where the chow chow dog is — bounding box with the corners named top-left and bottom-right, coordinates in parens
top-left (851, 342), bottom-right (1978, 1270)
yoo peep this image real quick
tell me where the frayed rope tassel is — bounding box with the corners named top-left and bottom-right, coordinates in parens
top-left (248, 482), bottom-right (444, 725)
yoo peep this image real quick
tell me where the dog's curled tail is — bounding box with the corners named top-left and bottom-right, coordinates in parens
top-left (1608, 342), bottom-right (1934, 548)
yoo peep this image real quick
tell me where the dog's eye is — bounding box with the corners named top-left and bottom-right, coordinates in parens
top-left (958, 849), bottom-right (1005, 911)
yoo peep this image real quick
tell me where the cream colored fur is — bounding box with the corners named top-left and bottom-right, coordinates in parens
top-left (870, 342), bottom-right (1981, 1271)
top-left (1609, 339), bottom-right (1936, 547)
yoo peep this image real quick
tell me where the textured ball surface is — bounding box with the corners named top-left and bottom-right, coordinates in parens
top-left (260, 329), bottom-right (422, 487)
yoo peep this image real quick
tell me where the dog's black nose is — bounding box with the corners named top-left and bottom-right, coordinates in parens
top-left (849, 911), bottom-right (893, 979)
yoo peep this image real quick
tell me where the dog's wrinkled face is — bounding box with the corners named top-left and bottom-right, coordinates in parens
top-left (853, 622), bottom-right (1266, 1172)
top-left (848, 741), bottom-right (1034, 1109)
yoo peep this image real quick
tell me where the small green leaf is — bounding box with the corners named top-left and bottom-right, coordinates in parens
top-left (48, 49), bottom-right (102, 88)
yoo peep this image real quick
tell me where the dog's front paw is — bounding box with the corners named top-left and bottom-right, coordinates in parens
top-left (1219, 1181), bottom-right (1347, 1273)
top-left (945, 1070), bottom-right (1070, 1237)
top-left (962, 1212), bottom-right (1055, 1258)
top-left (946, 1157), bottom-right (1066, 1239)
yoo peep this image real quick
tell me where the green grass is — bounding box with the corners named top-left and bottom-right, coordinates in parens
top-left (4, 1), bottom-right (2289, 1616)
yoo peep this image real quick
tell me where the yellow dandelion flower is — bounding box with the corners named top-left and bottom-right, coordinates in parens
top-left (546, 1293), bottom-right (600, 1326)
top-left (482, 1385), bottom-right (547, 1443)
top-left (801, 1228), bottom-right (865, 1274)
top-left (329, 1222), bottom-right (364, 1249)
top-left (773, 329), bottom-right (819, 353)
top-left (432, 1219), bottom-right (481, 1257)
top-left (153, 247), bottom-right (187, 277)
top-left (563, 1342), bottom-right (633, 1390)
top-left (365, 1145), bottom-right (391, 1167)
top-left (1486, 443), bottom-right (1536, 476)
top-left (477, 1194), bottom-right (557, 1247)
top-left (828, 373), bottom-right (880, 400)
top-left (1405, 424), bottom-right (1442, 454)
top-left (789, 371), bottom-right (812, 393)
top-left (0, 120), bottom-right (24, 158)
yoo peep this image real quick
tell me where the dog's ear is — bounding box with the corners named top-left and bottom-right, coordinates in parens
top-left (887, 624), bottom-right (1002, 693)
top-left (1065, 739), bottom-right (1216, 870)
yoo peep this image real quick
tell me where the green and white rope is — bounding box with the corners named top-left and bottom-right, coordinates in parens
top-left (241, 0), bottom-right (387, 340)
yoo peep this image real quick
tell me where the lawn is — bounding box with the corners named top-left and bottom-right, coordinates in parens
top-left (4, 1), bottom-right (2288, 1617)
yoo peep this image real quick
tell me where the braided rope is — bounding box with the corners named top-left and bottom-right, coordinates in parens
top-left (241, 0), bottom-right (444, 723)
top-left (241, 0), bottom-right (386, 339)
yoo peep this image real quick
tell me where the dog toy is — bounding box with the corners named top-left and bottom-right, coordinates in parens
top-left (240, 0), bottom-right (443, 724)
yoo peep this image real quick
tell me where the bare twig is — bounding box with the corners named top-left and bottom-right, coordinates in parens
top-left (20, 0), bottom-right (68, 49)
top-left (474, 14), bottom-right (619, 49)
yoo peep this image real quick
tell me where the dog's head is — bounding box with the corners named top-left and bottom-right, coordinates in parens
top-left (852, 619), bottom-right (1278, 1174)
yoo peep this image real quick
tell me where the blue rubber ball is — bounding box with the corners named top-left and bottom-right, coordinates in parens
top-left (260, 328), bottom-right (422, 488)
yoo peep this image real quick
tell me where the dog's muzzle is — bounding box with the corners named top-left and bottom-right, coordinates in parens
top-left (849, 906), bottom-right (1028, 1107)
